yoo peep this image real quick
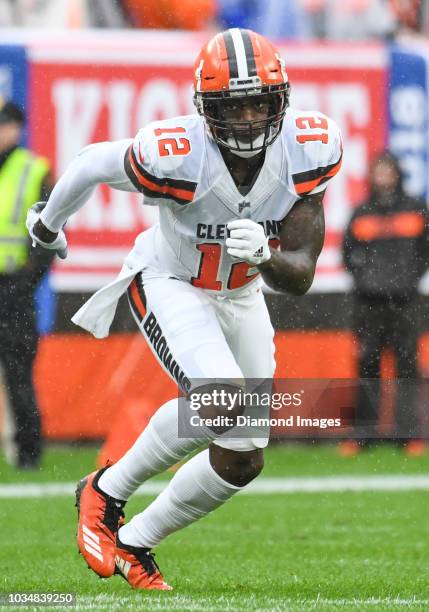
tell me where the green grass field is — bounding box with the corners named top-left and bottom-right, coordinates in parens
top-left (1, 443), bottom-right (429, 611)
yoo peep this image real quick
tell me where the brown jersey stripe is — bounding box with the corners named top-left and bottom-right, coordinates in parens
top-left (294, 156), bottom-right (343, 196)
top-left (129, 146), bottom-right (197, 193)
top-left (126, 163), bottom-right (195, 204)
top-left (125, 149), bottom-right (145, 192)
top-left (135, 273), bottom-right (147, 310)
top-left (125, 146), bottom-right (197, 205)
top-left (223, 30), bottom-right (239, 79)
top-left (127, 277), bottom-right (147, 323)
top-left (240, 29), bottom-right (257, 77)
top-left (293, 152), bottom-right (343, 187)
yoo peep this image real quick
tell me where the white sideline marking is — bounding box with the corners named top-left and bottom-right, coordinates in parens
top-left (1, 475), bottom-right (429, 499)
top-left (72, 594), bottom-right (429, 610)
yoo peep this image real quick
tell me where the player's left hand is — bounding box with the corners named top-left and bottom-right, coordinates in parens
top-left (226, 219), bottom-right (271, 265)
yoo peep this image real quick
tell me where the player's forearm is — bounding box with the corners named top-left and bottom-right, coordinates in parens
top-left (39, 181), bottom-right (95, 235)
top-left (258, 249), bottom-right (316, 295)
top-left (38, 139), bottom-right (133, 235)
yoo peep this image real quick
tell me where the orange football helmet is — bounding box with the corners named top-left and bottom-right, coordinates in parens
top-left (193, 28), bottom-right (290, 156)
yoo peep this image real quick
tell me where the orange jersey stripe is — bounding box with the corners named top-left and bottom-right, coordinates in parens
top-left (392, 211), bottom-right (426, 237)
top-left (128, 148), bottom-right (194, 202)
top-left (295, 157), bottom-right (343, 195)
top-left (352, 211), bottom-right (426, 241)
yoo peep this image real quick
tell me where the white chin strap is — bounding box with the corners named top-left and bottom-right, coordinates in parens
top-left (226, 134), bottom-right (265, 158)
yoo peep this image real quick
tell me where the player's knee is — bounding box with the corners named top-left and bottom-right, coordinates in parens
top-left (190, 382), bottom-right (246, 434)
top-left (210, 446), bottom-right (264, 487)
top-left (234, 451), bottom-right (264, 486)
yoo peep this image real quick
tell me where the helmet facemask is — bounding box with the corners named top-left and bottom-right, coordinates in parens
top-left (194, 83), bottom-right (290, 156)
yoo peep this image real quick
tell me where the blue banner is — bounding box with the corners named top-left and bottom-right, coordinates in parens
top-left (0, 44), bottom-right (28, 145)
top-left (389, 45), bottom-right (429, 201)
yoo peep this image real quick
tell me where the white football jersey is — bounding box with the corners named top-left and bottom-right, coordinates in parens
top-left (125, 108), bottom-right (342, 295)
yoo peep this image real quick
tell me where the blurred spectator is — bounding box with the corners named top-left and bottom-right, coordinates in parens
top-left (390, 0), bottom-right (421, 31)
top-left (0, 0), bottom-right (135, 29)
top-left (87, 0), bottom-right (129, 28)
top-left (0, 100), bottom-right (54, 469)
top-left (217, 0), bottom-right (257, 29)
top-left (341, 151), bottom-right (429, 456)
top-left (0, 0), bottom-right (84, 28)
top-left (320, 0), bottom-right (395, 40)
top-left (218, 0), bottom-right (308, 39)
top-left (218, 0), bottom-right (396, 40)
top-left (0, 0), bottom-right (405, 38)
top-left (120, 0), bottom-right (217, 30)
top-left (390, 0), bottom-right (429, 36)
top-left (301, 0), bottom-right (327, 38)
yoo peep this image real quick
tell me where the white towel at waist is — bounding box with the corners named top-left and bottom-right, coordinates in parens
top-left (71, 248), bottom-right (144, 339)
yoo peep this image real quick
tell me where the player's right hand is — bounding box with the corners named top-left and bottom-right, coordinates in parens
top-left (26, 201), bottom-right (68, 259)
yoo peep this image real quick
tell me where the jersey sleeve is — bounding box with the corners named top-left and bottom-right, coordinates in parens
top-left (288, 112), bottom-right (343, 198)
top-left (124, 121), bottom-right (199, 206)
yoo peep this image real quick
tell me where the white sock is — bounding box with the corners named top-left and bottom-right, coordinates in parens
top-left (118, 448), bottom-right (242, 549)
top-left (98, 399), bottom-right (213, 500)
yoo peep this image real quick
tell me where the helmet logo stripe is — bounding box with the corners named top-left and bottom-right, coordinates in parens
top-left (240, 30), bottom-right (257, 78)
top-left (229, 28), bottom-right (249, 79)
top-left (223, 30), bottom-right (239, 79)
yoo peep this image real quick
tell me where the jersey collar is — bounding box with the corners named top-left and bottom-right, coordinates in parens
top-left (206, 132), bottom-right (284, 217)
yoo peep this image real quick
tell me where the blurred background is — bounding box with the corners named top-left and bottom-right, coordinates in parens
top-left (1, 0), bottom-right (429, 465)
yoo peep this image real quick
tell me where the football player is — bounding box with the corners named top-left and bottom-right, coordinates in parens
top-left (27, 29), bottom-right (342, 590)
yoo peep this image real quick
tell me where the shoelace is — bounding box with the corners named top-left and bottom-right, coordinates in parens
top-left (135, 549), bottom-right (162, 582)
top-left (104, 498), bottom-right (125, 532)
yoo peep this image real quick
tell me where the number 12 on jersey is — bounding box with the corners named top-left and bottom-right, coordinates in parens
top-left (191, 240), bottom-right (279, 291)
top-left (295, 116), bottom-right (329, 144)
top-left (154, 127), bottom-right (191, 157)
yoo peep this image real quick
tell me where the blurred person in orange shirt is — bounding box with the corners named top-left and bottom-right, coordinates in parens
top-left (341, 152), bottom-right (429, 457)
top-left (121, 0), bottom-right (217, 30)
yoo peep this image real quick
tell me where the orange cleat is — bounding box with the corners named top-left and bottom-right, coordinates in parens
top-left (75, 467), bottom-right (126, 578)
top-left (404, 439), bottom-right (429, 457)
top-left (115, 535), bottom-right (172, 591)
